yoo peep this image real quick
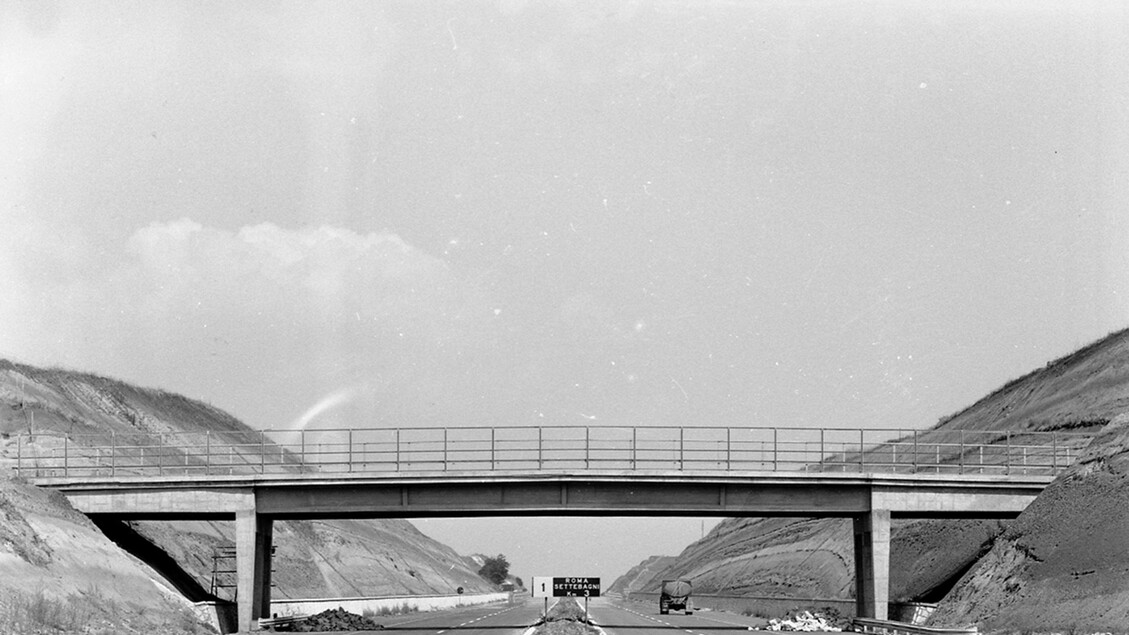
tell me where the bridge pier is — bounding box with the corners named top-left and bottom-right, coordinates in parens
top-left (853, 509), bottom-right (890, 620)
top-left (236, 508), bottom-right (273, 633)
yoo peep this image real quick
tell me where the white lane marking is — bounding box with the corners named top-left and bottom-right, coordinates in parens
top-left (603, 602), bottom-right (728, 635)
top-left (435, 604), bottom-right (523, 634)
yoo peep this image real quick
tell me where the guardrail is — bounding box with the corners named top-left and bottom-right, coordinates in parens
top-left (853, 617), bottom-right (977, 635)
top-left (7, 425), bottom-right (1090, 479)
top-left (6, 422), bottom-right (1083, 476)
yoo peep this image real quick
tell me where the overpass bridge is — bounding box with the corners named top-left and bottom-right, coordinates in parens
top-left (13, 424), bottom-right (1087, 633)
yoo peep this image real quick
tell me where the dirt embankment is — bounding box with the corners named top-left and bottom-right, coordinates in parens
top-left (0, 359), bottom-right (498, 630)
top-left (611, 328), bottom-right (1129, 624)
top-left (615, 515), bottom-right (1001, 606)
top-left (928, 414), bottom-right (1129, 632)
top-left (0, 469), bottom-right (214, 634)
top-left (606, 555), bottom-right (677, 596)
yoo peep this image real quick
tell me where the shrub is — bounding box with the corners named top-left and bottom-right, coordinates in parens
top-left (478, 554), bottom-right (510, 585)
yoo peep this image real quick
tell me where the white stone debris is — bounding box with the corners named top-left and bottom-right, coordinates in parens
top-left (765, 611), bottom-right (842, 632)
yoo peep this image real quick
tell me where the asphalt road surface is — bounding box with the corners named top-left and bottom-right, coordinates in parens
top-left (587, 597), bottom-right (771, 635)
top-left (341, 596), bottom-right (781, 635)
top-left (374, 600), bottom-right (541, 635)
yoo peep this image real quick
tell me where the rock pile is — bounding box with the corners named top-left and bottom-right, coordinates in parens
top-left (765, 610), bottom-right (842, 632)
top-left (291, 607), bottom-right (383, 631)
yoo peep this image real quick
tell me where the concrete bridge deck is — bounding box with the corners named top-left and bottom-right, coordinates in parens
top-left (12, 425), bottom-right (1087, 632)
top-left (39, 469), bottom-right (1053, 519)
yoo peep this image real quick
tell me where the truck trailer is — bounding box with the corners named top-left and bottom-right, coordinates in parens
top-left (659, 579), bottom-right (693, 615)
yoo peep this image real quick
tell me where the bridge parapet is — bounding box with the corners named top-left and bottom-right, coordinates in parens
top-left (9, 425), bottom-right (1089, 480)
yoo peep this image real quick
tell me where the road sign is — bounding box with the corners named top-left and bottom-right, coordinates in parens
top-left (531, 576), bottom-right (553, 598)
top-left (531, 576), bottom-right (601, 597)
top-left (552, 577), bottom-right (600, 597)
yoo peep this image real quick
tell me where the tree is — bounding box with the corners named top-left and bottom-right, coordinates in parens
top-left (478, 554), bottom-right (510, 585)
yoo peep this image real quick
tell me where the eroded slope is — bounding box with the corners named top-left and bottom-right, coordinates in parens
top-left (0, 360), bottom-right (492, 604)
top-left (611, 328), bottom-right (1129, 611)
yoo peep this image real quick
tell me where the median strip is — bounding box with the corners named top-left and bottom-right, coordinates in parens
top-left (527, 598), bottom-right (605, 635)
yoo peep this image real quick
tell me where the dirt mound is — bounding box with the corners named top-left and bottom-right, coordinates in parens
top-left (532, 598), bottom-right (600, 635)
top-left (292, 607), bottom-right (384, 632)
top-left (927, 414), bottom-right (1129, 632)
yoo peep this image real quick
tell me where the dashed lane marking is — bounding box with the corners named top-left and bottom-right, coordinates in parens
top-left (435, 605), bottom-right (523, 634)
top-left (603, 603), bottom-right (752, 635)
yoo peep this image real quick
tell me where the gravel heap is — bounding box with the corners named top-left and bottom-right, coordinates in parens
top-left (765, 610), bottom-right (844, 632)
top-left (292, 608), bottom-right (384, 632)
top-left (543, 598), bottom-right (591, 623)
top-left (532, 598), bottom-right (600, 635)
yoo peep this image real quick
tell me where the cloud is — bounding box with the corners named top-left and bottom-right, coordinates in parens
top-left (126, 219), bottom-right (438, 301)
top-left (0, 218), bottom-right (488, 426)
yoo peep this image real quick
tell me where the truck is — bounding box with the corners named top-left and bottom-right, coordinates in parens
top-left (659, 579), bottom-right (693, 615)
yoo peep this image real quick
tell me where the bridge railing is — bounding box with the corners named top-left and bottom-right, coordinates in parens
top-left (8, 426), bottom-right (1090, 479)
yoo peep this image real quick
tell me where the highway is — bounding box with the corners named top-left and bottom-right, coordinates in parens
top-left (589, 597), bottom-right (771, 635)
top-left (328, 596), bottom-right (780, 635)
top-left (377, 600), bottom-right (541, 635)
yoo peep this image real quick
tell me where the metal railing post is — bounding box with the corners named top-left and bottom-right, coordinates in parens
top-left (538, 427), bottom-right (543, 469)
top-left (632, 427), bottom-right (637, 470)
top-left (204, 431), bottom-right (210, 474)
top-left (63, 436), bottom-right (69, 477)
top-left (772, 428), bottom-right (778, 471)
top-left (110, 431), bottom-right (116, 477)
top-left (819, 428), bottom-right (825, 471)
top-left (491, 428), bottom-right (496, 470)
top-left (1052, 432), bottom-right (1058, 472)
top-left (158, 434), bottom-right (164, 476)
top-left (443, 428), bottom-right (448, 471)
top-left (1006, 431), bottom-right (1011, 475)
top-left (726, 428), bottom-right (732, 471)
top-left (585, 427), bottom-right (590, 469)
top-left (913, 430), bottom-right (919, 472)
top-left (959, 430), bottom-right (965, 474)
top-left (859, 429), bottom-right (865, 471)
top-left (395, 429), bottom-right (401, 471)
top-left (260, 431), bottom-right (266, 474)
top-left (299, 430), bottom-right (305, 468)
top-left (348, 429), bottom-right (354, 473)
top-left (679, 427), bottom-right (684, 470)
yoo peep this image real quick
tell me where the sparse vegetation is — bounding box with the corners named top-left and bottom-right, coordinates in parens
top-left (0, 585), bottom-right (213, 634)
top-left (363, 601), bottom-right (419, 618)
top-left (741, 606), bottom-right (769, 619)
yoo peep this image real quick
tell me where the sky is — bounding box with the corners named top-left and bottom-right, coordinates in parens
top-left (2, 0), bottom-right (1128, 584)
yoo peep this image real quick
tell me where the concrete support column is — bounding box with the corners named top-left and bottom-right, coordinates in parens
top-left (236, 508), bottom-right (273, 632)
top-left (853, 509), bottom-right (891, 620)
